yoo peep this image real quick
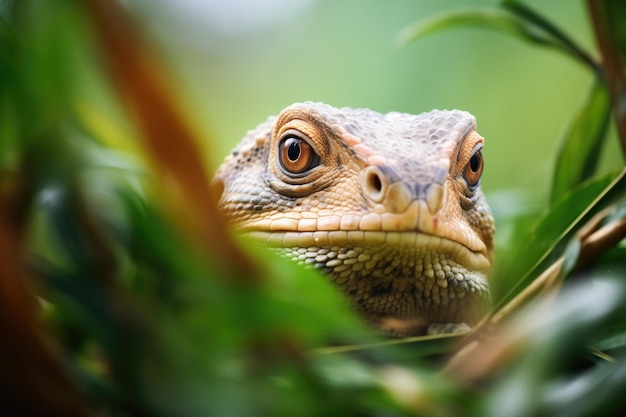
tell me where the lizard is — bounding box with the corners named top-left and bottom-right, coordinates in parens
top-left (211, 102), bottom-right (495, 336)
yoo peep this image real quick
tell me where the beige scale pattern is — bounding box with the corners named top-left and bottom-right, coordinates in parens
top-left (212, 102), bottom-right (495, 336)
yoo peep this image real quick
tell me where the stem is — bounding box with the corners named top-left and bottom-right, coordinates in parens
top-left (587, 0), bottom-right (626, 159)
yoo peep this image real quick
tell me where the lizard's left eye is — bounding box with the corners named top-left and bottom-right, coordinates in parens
top-left (463, 148), bottom-right (483, 188)
top-left (278, 135), bottom-right (320, 175)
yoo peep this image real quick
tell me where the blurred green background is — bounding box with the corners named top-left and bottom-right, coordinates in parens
top-left (125, 0), bottom-right (621, 199)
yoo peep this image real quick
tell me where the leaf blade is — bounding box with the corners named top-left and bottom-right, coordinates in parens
top-left (397, 9), bottom-right (549, 47)
top-left (397, 7), bottom-right (597, 70)
top-left (550, 80), bottom-right (612, 204)
top-left (501, 0), bottom-right (598, 70)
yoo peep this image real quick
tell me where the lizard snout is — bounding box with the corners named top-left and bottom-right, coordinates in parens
top-left (360, 165), bottom-right (446, 216)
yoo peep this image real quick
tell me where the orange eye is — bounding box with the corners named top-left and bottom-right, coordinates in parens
top-left (279, 136), bottom-right (320, 175)
top-left (463, 149), bottom-right (483, 188)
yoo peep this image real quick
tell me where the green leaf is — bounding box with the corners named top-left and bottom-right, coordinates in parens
top-left (397, 6), bottom-right (597, 71)
top-left (397, 8), bottom-right (550, 47)
top-left (501, 0), bottom-right (597, 70)
top-left (551, 80), bottom-right (612, 204)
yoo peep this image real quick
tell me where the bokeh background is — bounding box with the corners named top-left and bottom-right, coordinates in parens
top-left (124, 0), bottom-right (621, 198)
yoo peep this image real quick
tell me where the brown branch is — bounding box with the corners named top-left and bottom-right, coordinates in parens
top-left (84, 0), bottom-right (257, 281)
top-left (587, 0), bottom-right (626, 159)
top-left (444, 206), bottom-right (626, 383)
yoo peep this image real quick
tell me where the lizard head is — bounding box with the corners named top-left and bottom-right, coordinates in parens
top-left (212, 102), bottom-right (495, 336)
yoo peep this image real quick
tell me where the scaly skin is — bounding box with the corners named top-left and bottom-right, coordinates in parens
top-left (212, 102), bottom-right (495, 336)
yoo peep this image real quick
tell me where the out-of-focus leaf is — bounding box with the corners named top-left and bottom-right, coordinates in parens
top-left (397, 9), bottom-right (548, 46)
top-left (76, 101), bottom-right (143, 156)
top-left (397, 6), bottom-right (596, 70)
top-left (312, 352), bottom-right (473, 417)
top-left (501, 0), bottom-right (597, 70)
top-left (546, 358), bottom-right (626, 417)
top-left (495, 168), bottom-right (626, 305)
top-left (479, 278), bottom-right (626, 417)
top-left (397, 9), bottom-right (588, 69)
top-left (551, 80), bottom-right (611, 204)
top-left (245, 243), bottom-right (374, 345)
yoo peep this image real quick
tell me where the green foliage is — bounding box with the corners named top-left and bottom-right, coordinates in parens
top-left (1, 0), bottom-right (626, 416)
top-left (493, 168), bottom-right (626, 302)
top-left (551, 80), bottom-right (612, 204)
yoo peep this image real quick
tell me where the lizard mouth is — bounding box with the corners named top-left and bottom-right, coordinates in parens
top-left (245, 229), bottom-right (492, 275)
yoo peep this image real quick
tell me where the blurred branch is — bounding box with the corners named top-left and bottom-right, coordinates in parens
top-left (444, 200), bottom-right (626, 383)
top-left (575, 215), bottom-right (626, 270)
top-left (84, 0), bottom-right (256, 280)
top-left (587, 0), bottom-right (626, 159)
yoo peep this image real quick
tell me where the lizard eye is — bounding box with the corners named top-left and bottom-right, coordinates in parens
top-left (278, 135), bottom-right (320, 175)
top-left (463, 148), bottom-right (483, 188)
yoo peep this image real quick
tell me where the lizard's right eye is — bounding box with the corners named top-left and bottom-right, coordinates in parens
top-left (278, 135), bottom-right (320, 175)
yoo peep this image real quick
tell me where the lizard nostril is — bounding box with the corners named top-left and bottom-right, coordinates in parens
top-left (367, 171), bottom-right (382, 193)
top-left (362, 167), bottom-right (386, 202)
